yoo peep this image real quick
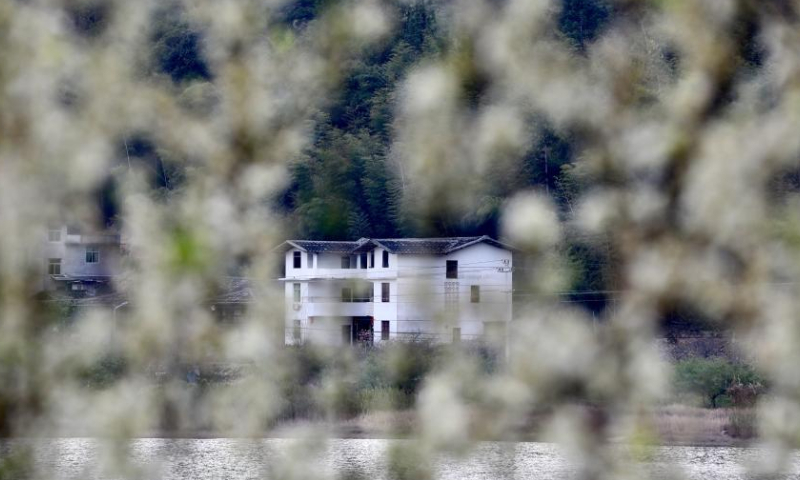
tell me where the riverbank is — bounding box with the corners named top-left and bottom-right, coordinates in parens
top-left (29, 404), bottom-right (754, 447)
top-left (264, 405), bottom-right (754, 447)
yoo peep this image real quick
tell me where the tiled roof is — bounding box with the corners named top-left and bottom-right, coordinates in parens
top-left (282, 236), bottom-right (512, 255)
top-left (373, 237), bottom-right (481, 254)
top-left (286, 240), bottom-right (362, 254)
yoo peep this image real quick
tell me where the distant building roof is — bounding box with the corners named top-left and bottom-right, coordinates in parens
top-left (43, 277), bottom-right (268, 308)
top-left (49, 274), bottom-right (114, 283)
top-left (284, 240), bottom-right (364, 254)
top-left (279, 235), bottom-right (514, 255)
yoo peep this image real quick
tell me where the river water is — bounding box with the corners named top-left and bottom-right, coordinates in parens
top-left (1, 438), bottom-right (798, 479)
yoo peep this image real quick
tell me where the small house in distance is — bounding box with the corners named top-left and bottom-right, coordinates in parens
top-left (41, 225), bottom-right (123, 297)
top-left (277, 236), bottom-right (513, 346)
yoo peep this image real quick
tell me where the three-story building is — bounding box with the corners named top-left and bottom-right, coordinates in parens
top-left (278, 236), bottom-right (513, 345)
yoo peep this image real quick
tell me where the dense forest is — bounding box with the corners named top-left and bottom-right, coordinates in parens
top-left (275, 0), bottom-right (610, 240)
top-left (128, 0), bottom-right (614, 239)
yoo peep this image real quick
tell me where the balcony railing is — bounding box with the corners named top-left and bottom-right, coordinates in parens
top-left (282, 268), bottom-right (397, 281)
top-left (304, 302), bottom-right (374, 317)
top-left (65, 234), bottom-right (121, 245)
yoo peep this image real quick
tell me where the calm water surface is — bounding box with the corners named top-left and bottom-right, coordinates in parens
top-left (2, 438), bottom-right (798, 480)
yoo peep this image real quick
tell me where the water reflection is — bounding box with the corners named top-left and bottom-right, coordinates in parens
top-left (1, 438), bottom-right (798, 480)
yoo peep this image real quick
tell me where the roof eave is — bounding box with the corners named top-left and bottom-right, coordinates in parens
top-left (273, 240), bottom-right (307, 253)
top-left (445, 235), bottom-right (518, 254)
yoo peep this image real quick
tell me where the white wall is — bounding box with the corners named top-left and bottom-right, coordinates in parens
top-left (40, 226), bottom-right (122, 291)
top-left (394, 244), bottom-right (512, 341)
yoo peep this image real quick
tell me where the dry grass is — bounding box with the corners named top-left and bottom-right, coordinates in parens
top-left (651, 405), bottom-right (755, 446)
top-left (337, 410), bottom-right (419, 438)
top-left (333, 406), bottom-right (757, 445)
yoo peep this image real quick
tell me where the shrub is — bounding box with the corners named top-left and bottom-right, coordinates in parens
top-left (78, 354), bottom-right (127, 389)
top-left (673, 357), bottom-right (763, 408)
top-left (357, 387), bottom-right (413, 412)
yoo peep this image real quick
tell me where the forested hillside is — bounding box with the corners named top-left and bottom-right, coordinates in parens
top-left (277, 0), bottom-right (611, 240)
top-left (141, 0), bottom-right (614, 241)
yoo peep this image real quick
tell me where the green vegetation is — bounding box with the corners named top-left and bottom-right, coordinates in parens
top-left (673, 357), bottom-right (764, 409)
top-left (78, 354), bottom-right (128, 390)
top-left (280, 341), bottom-right (443, 420)
top-left (139, 0), bottom-right (612, 239)
top-left (0, 447), bottom-right (32, 480)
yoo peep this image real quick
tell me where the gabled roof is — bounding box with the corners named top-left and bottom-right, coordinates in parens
top-left (279, 235), bottom-right (514, 255)
top-left (279, 240), bottom-right (362, 254)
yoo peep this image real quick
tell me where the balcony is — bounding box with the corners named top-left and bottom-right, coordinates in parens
top-left (282, 268), bottom-right (394, 281)
top-left (305, 301), bottom-right (374, 317)
top-left (65, 233), bottom-right (121, 245)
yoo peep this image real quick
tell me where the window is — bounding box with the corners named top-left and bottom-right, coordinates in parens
top-left (471, 285), bottom-right (480, 303)
top-left (85, 246), bottom-right (99, 264)
top-left (360, 253), bottom-right (368, 269)
top-left (381, 283), bottom-right (390, 303)
top-left (48, 229), bottom-right (61, 242)
top-left (293, 283), bottom-right (301, 302)
top-left (381, 321), bottom-right (390, 341)
top-left (341, 287), bottom-right (353, 303)
top-left (370, 251), bottom-right (375, 269)
top-left (341, 256), bottom-right (351, 269)
top-left (307, 252), bottom-right (314, 269)
top-left (293, 320), bottom-right (302, 342)
top-left (48, 258), bottom-right (61, 275)
top-left (293, 251), bottom-right (301, 269)
top-left (446, 260), bottom-right (458, 279)
top-left (382, 250), bottom-right (389, 268)
top-left (452, 327), bottom-right (461, 343)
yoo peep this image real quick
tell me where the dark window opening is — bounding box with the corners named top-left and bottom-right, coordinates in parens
top-left (381, 283), bottom-right (390, 303)
top-left (381, 321), bottom-right (390, 341)
top-left (471, 285), bottom-right (480, 303)
top-left (293, 251), bottom-right (301, 269)
top-left (360, 253), bottom-right (368, 269)
top-left (446, 260), bottom-right (458, 279)
top-left (341, 256), bottom-right (351, 269)
top-left (48, 258), bottom-right (62, 275)
top-left (370, 251), bottom-right (375, 268)
top-left (86, 246), bottom-right (99, 264)
top-left (382, 251), bottom-right (389, 268)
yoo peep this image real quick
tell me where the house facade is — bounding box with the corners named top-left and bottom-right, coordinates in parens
top-left (278, 236), bottom-right (513, 345)
top-left (41, 225), bottom-right (123, 296)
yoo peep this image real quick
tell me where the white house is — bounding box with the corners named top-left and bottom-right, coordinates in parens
top-left (277, 236), bottom-right (513, 345)
top-left (41, 225), bottom-right (123, 296)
